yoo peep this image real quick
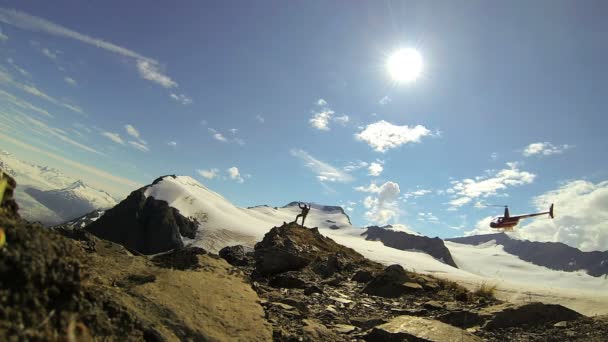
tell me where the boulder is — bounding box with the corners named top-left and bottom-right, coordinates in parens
top-left (219, 245), bottom-right (253, 266)
top-left (365, 316), bottom-right (481, 342)
top-left (481, 302), bottom-right (583, 330)
top-left (362, 265), bottom-right (422, 298)
top-left (352, 270), bottom-right (374, 283)
top-left (269, 273), bottom-right (308, 289)
top-left (437, 310), bottom-right (485, 328)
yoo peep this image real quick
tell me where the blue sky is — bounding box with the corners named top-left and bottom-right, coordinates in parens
top-left (1, 1), bottom-right (607, 245)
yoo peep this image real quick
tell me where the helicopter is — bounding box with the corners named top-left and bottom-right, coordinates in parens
top-left (489, 204), bottom-right (554, 231)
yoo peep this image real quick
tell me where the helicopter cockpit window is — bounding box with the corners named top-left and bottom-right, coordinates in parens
top-left (492, 217), bottom-right (502, 224)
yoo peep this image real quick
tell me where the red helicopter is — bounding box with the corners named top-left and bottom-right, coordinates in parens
top-left (489, 204), bottom-right (554, 231)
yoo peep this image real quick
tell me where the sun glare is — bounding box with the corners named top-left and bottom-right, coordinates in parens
top-left (387, 48), bottom-right (423, 83)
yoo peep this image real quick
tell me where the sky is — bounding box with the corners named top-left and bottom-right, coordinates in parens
top-left (1, 1), bottom-right (607, 250)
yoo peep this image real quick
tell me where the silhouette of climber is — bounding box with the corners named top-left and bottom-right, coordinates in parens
top-left (294, 202), bottom-right (311, 226)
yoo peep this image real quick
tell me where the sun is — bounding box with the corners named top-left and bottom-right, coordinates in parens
top-left (387, 48), bottom-right (423, 83)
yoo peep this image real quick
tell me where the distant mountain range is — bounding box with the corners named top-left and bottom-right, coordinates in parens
top-left (447, 233), bottom-right (608, 277)
top-left (0, 151), bottom-right (117, 225)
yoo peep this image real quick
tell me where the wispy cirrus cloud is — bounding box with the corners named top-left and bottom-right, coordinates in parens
top-left (124, 124), bottom-right (149, 152)
top-left (309, 99), bottom-right (350, 130)
top-left (64, 77), bottom-right (77, 86)
top-left (355, 120), bottom-right (432, 153)
top-left (0, 89), bottom-right (52, 118)
top-left (101, 131), bottom-right (124, 145)
top-left (170, 93), bottom-right (192, 105)
top-left (291, 149), bottom-right (354, 183)
top-left (0, 8), bottom-right (179, 90)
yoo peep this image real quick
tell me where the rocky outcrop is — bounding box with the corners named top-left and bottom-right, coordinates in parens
top-left (86, 186), bottom-right (198, 255)
top-left (362, 264), bottom-right (424, 298)
top-left (481, 302), bottom-right (583, 330)
top-left (447, 233), bottom-right (608, 277)
top-left (366, 316), bottom-right (482, 342)
top-left (362, 226), bottom-right (458, 268)
top-left (253, 222), bottom-right (372, 275)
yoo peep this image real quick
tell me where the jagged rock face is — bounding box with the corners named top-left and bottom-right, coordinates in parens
top-left (86, 188), bottom-right (198, 255)
top-left (362, 264), bottom-right (424, 298)
top-left (447, 233), bottom-right (608, 277)
top-left (254, 222), bottom-right (370, 275)
top-left (362, 226), bottom-right (458, 268)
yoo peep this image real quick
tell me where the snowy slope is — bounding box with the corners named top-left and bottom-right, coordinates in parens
top-left (142, 176), bottom-right (608, 315)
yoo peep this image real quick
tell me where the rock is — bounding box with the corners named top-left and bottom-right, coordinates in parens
top-left (269, 273), bottom-right (308, 289)
top-left (365, 316), bottom-right (481, 342)
top-left (304, 285), bottom-right (323, 295)
top-left (350, 317), bottom-right (388, 330)
top-left (322, 277), bottom-right (344, 287)
top-left (312, 253), bottom-right (347, 278)
top-left (151, 247), bottom-right (207, 270)
top-left (554, 321), bottom-right (568, 328)
top-left (423, 301), bottom-right (444, 310)
top-left (329, 296), bottom-right (353, 305)
top-left (254, 222), bottom-right (372, 275)
top-left (362, 226), bottom-right (458, 268)
top-left (333, 324), bottom-right (356, 334)
top-left (271, 302), bottom-right (298, 312)
top-left (86, 185), bottom-right (198, 254)
top-left (481, 302), bottom-right (583, 330)
top-left (352, 270), bottom-right (374, 283)
top-left (0, 172), bottom-right (19, 218)
top-left (437, 310), bottom-right (485, 328)
top-left (218, 245), bottom-right (253, 266)
top-left (362, 265), bottom-right (422, 298)
top-left (302, 319), bottom-right (344, 341)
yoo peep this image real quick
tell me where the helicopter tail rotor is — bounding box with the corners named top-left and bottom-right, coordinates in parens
top-left (549, 203), bottom-right (554, 219)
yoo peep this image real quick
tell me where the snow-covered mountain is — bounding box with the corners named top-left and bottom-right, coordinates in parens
top-left (0, 151), bottom-right (117, 224)
top-left (82, 175), bottom-right (608, 316)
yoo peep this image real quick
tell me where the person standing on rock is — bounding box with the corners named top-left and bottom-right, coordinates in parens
top-left (294, 203), bottom-right (311, 226)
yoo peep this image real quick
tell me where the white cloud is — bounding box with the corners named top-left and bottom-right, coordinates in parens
top-left (41, 47), bottom-right (57, 60)
top-left (0, 89), bottom-right (52, 117)
top-left (291, 149), bottom-right (354, 183)
top-left (403, 189), bottom-right (432, 199)
top-left (124, 124), bottom-right (140, 139)
top-left (20, 84), bottom-right (83, 114)
top-left (213, 133), bottom-right (227, 142)
top-left (513, 180), bottom-right (608, 252)
top-left (310, 98), bottom-right (337, 131)
top-left (379, 95), bottom-right (391, 105)
top-left (448, 162), bottom-right (536, 208)
top-left (343, 160), bottom-right (368, 172)
top-left (227, 166), bottom-right (244, 183)
top-left (368, 161), bottom-right (384, 177)
top-left (418, 212), bottom-right (439, 224)
top-left (490, 152), bottom-right (498, 161)
top-left (128, 140), bottom-right (149, 152)
top-left (167, 141), bottom-right (177, 147)
top-left (334, 115), bottom-right (350, 126)
top-left (137, 60), bottom-right (177, 88)
top-left (0, 28), bottom-right (7, 42)
top-left (197, 168), bottom-right (219, 180)
top-left (5, 112), bottom-right (101, 155)
top-left (357, 181), bottom-right (401, 225)
top-left (523, 142), bottom-right (571, 157)
top-left (64, 77), bottom-right (77, 86)
top-left (355, 120), bottom-right (432, 153)
top-left (102, 131), bottom-right (124, 145)
top-left (255, 114), bottom-right (265, 123)
top-left (229, 128), bottom-right (238, 134)
top-left (0, 8), bottom-right (177, 89)
top-left (6, 58), bottom-right (30, 77)
top-left (170, 93), bottom-right (192, 105)
top-left (310, 108), bottom-right (334, 130)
